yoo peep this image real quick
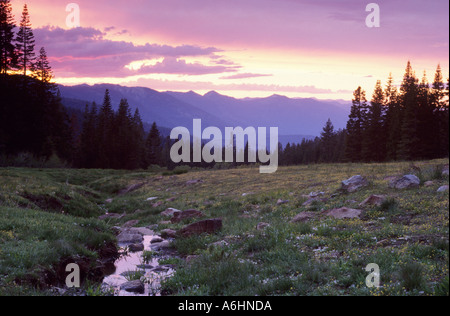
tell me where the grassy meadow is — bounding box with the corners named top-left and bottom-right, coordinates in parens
top-left (0, 160), bottom-right (448, 296)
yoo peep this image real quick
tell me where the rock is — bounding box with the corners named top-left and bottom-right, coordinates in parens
top-left (98, 213), bottom-right (125, 220)
top-left (146, 197), bottom-right (158, 201)
top-left (128, 227), bottom-right (154, 236)
top-left (442, 166), bottom-right (449, 176)
top-left (103, 275), bottom-right (128, 288)
top-left (437, 185), bottom-right (449, 193)
top-left (151, 237), bottom-right (164, 244)
top-left (276, 199), bottom-right (289, 205)
top-left (105, 198), bottom-right (113, 204)
top-left (166, 197), bottom-right (177, 202)
top-left (151, 240), bottom-right (171, 251)
top-left (322, 207), bottom-right (362, 219)
top-left (389, 175), bottom-right (420, 189)
top-left (128, 243), bottom-right (144, 252)
top-left (290, 212), bottom-right (317, 223)
top-left (359, 195), bottom-right (386, 207)
top-left (341, 175), bottom-right (368, 193)
top-left (424, 181), bottom-right (434, 187)
top-left (257, 222), bottom-right (270, 230)
top-left (120, 280), bottom-right (144, 294)
top-left (160, 229), bottom-right (177, 239)
top-left (171, 209), bottom-right (205, 223)
top-left (186, 179), bottom-right (203, 185)
top-left (177, 218), bottom-right (223, 237)
top-left (117, 232), bottom-right (143, 244)
top-left (242, 192), bottom-right (254, 196)
top-left (309, 191), bottom-right (325, 198)
top-left (161, 208), bottom-right (181, 217)
top-left (122, 220), bottom-right (139, 228)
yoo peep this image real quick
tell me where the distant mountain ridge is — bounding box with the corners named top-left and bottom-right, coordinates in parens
top-left (59, 83), bottom-right (350, 145)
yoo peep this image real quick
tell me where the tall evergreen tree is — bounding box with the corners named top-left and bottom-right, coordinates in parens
top-left (0, 0), bottom-right (16, 74)
top-left (146, 122), bottom-right (162, 167)
top-left (15, 4), bottom-right (35, 76)
top-left (384, 73), bottom-right (402, 160)
top-left (431, 65), bottom-right (449, 157)
top-left (32, 47), bottom-right (53, 84)
top-left (363, 80), bottom-right (386, 162)
top-left (398, 61), bottom-right (420, 160)
top-left (345, 87), bottom-right (367, 162)
top-left (320, 118), bottom-right (336, 163)
top-left (96, 89), bottom-right (114, 168)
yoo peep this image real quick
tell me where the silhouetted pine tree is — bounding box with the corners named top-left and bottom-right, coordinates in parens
top-left (96, 89), bottom-right (114, 168)
top-left (146, 122), bottom-right (162, 167)
top-left (15, 4), bottom-right (35, 77)
top-left (320, 118), bottom-right (336, 163)
top-left (363, 80), bottom-right (386, 162)
top-left (384, 73), bottom-right (402, 160)
top-left (0, 0), bottom-right (16, 74)
top-left (345, 87), bottom-right (367, 162)
top-left (431, 65), bottom-right (449, 157)
top-left (398, 61), bottom-right (420, 160)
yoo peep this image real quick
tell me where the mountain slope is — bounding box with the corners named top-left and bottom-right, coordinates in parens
top-left (59, 84), bottom-right (350, 139)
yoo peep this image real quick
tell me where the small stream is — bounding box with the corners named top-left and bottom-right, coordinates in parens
top-left (102, 235), bottom-right (176, 296)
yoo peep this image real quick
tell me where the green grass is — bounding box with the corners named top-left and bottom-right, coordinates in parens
top-left (1, 159), bottom-right (449, 296)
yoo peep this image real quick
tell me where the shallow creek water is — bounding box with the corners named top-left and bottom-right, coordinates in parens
top-left (102, 235), bottom-right (175, 296)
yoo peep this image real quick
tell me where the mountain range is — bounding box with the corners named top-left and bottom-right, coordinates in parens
top-left (59, 84), bottom-right (351, 145)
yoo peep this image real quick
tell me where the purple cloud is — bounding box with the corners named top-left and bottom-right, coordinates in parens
top-left (33, 26), bottom-right (232, 77)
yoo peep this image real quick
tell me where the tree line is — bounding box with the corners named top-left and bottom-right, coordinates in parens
top-left (279, 62), bottom-right (448, 166)
top-left (1, 1), bottom-right (448, 169)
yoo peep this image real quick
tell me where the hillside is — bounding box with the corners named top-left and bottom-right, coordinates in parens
top-left (59, 84), bottom-right (350, 138)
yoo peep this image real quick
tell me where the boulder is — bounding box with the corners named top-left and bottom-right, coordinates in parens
top-left (177, 218), bottom-right (223, 237)
top-left (122, 220), bottom-right (139, 228)
top-left (424, 181), bottom-right (434, 187)
top-left (389, 175), bottom-right (420, 189)
top-left (290, 212), bottom-right (318, 223)
top-left (341, 175), bottom-right (368, 193)
top-left (322, 207), bottom-right (362, 219)
top-left (359, 195), bottom-right (386, 207)
top-left (161, 208), bottom-right (181, 217)
top-left (103, 275), bottom-right (128, 288)
top-left (117, 232), bottom-right (143, 244)
top-left (437, 185), bottom-right (449, 193)
top-left (128, 227), bottom-right (154, 236)
top-left (120, 280), bottom-right (145, 294)
top-left (171, 209), bottom-right (205, 223)
top-left (160, 229), bottom-right (177, 239)
top-left (128, 243), bottom-right (144, 252)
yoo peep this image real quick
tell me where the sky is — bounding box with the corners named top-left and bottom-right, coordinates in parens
top-left (10, 0), bottom-right (450, 100)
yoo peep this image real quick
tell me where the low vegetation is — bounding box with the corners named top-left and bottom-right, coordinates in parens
top-left (0, 159), bottom-right (448, 296)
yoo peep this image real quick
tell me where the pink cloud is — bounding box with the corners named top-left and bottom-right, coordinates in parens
top-left (33, 26), bottom-right (235, 77)
top-left (220, 73), bottom-right (273, 80)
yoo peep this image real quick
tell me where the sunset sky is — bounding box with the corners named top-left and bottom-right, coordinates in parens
top-left (10, 0), bottom-right (450, 100)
